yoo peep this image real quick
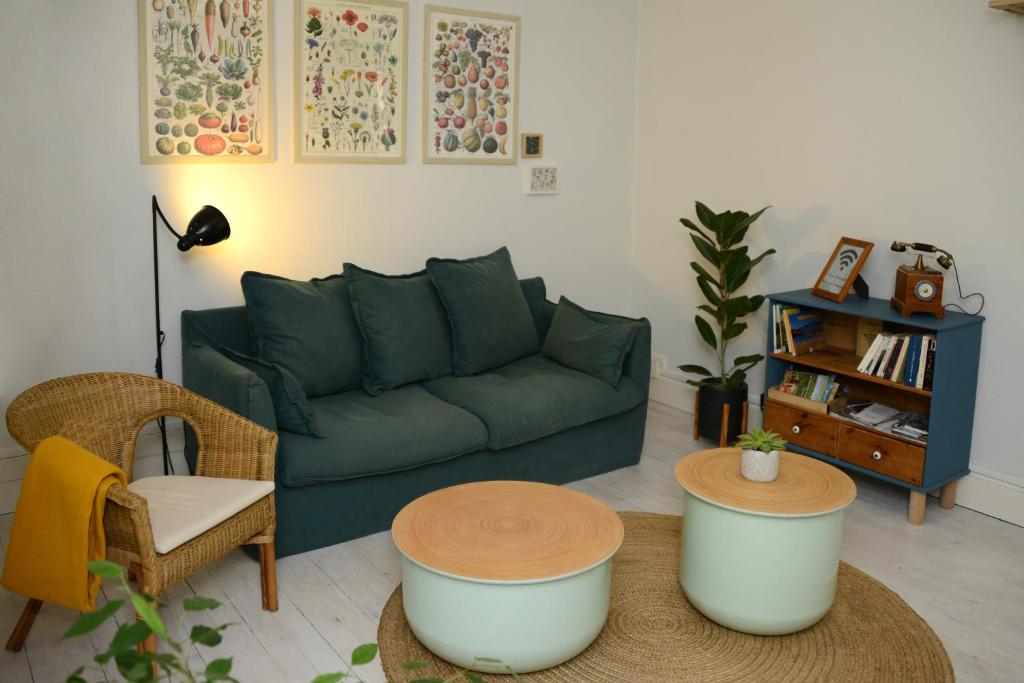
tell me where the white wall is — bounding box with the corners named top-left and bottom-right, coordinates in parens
top-left (630, 0), bottom-right (1024, 487)
top-left (0, 0), bottom-right (640, 457)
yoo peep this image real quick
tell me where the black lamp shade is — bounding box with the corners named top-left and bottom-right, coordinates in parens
top-left (177, 205), bottom-right (230, 251)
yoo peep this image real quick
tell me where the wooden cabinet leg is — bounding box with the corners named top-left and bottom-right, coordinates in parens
top-left (939, 480), bottom-right (959, 510)
top-left (5, 598), bottom-right (42, 652)
top-left (719, 403), bottom-right (731, 447)
top-left (908, 490), bottom-right (926, 525)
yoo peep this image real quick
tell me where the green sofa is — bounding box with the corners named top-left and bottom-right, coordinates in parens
top-left (181, 276), bottom-right (651, 557)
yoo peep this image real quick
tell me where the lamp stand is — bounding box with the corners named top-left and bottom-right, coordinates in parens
top-left (152, 195), bottom-right (183, 475)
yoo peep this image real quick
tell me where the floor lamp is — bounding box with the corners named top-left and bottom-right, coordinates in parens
top-left (152, 195), bottom-right (230, 474)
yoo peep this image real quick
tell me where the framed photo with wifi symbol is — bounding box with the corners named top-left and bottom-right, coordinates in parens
top-left (812, 236), bottom-right (874, 303)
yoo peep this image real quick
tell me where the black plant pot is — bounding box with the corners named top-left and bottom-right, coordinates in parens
top-left (696, 382), bottom-right (748, 444)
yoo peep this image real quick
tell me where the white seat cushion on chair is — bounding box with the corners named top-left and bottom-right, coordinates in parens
top-left (128, 476), bottom-right (275, 554)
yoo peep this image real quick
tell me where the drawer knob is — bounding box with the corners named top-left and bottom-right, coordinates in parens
top-left (792, 425), bottom-right (802, 434)
top-left (871, 450), bottom-right (883, 461)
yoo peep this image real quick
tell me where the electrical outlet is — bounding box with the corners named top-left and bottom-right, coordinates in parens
top-left (651, 353), bottom-right (667, 378)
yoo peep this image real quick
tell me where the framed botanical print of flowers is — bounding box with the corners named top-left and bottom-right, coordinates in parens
top-left (138, 0), bottom-right (274, 163)
top-left (422, 5), bottom-right (520, 164)
top-left (295, 1), bottom-right (408, 163)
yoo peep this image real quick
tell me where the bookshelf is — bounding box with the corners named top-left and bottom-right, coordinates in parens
top-left (763, 289), bottom-right (984, 524)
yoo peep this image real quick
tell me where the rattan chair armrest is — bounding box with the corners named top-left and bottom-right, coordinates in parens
top-left (103, 484), bottom-right (158, 571)
top-left (189, 405), bottom-right (278, 483)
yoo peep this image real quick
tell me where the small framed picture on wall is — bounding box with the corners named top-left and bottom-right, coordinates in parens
top-left (521, 133), bottom-right (543, 158)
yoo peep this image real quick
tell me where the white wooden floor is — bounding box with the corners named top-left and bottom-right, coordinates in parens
top-left (1, 401), bottom-right (1022, 682)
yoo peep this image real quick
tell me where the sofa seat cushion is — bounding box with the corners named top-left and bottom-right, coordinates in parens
top-left (422, 354), bottom-right (646, 450)
top-left (277, 385), bottom-right (489, 486)
top-left (128, 476), bottom-right (275, 554)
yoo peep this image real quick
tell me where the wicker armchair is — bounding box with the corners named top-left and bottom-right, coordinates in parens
top-left (4, 372), bottom-right (279, 652)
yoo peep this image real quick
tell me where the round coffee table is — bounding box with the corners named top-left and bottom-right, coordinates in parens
top-left (390, 481), bottom-right (624, 673)
top-left (674, 448), bottom-right (856, 635)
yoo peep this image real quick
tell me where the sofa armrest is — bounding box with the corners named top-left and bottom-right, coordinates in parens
top-left (182, 344), bottom-right (277, 433)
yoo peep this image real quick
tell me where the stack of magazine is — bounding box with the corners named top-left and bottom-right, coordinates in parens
top-left (778, 368), bottom-right (840, 402)
top-left (836, 402), bottom-right (929, 443)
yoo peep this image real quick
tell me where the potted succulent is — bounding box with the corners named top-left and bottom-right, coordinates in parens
top-left (678, 202), bottom-right (774, 443)
top-left (736, 429), bottom-right (788, 483)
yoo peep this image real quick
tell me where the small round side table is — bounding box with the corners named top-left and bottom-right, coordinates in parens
top-left (674, 448), bottom-right (856, 635)
top-left (391, 481), bottom-right (624, 673)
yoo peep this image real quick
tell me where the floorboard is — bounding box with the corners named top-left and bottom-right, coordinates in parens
top-left (0, 401), bottom-right (1021, 682)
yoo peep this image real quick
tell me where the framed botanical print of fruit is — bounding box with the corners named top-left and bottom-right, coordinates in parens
top-left (422, 5), bottom-right (520, 165)
top-left (138, 0), bottom-right (274, 163)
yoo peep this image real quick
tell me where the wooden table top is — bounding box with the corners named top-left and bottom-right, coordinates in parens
top-left (391, 481), bottom-right (624, 582)
top-left (674, 448), bottom-right (856, 517)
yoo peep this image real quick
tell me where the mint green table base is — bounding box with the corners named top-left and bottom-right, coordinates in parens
top-left (400, 557), bottom-right (613, 673)
top-left (680, 492), bottom-right (845, 635)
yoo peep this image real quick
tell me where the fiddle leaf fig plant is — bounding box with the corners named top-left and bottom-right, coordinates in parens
top-left (678, 202), bottom-right (774, 388)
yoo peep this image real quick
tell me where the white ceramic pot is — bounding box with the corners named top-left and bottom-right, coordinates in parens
top-left (741, 449), bottom-right (779, 483)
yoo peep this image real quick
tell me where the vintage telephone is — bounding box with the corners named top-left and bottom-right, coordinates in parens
top-left (889, 242), bottom-right (983, 318)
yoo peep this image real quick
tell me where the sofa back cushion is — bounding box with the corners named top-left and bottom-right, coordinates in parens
top-left (542, 297), bottom-right (642, 386)
top-left (426, 247), bottom-right (539, 375)
top-left (343, 263), bottom-right (454, 394)
top-left (240, 271), bottom-right (362, 397)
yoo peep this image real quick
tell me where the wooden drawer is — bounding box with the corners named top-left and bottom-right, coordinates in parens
top-left (836, 424), bottom-right (925, 486)
top-left (763, 400), bottom-right (837, 456)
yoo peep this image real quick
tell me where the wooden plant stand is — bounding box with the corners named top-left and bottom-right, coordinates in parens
top-left (693, 396), bottom-right (749, 447)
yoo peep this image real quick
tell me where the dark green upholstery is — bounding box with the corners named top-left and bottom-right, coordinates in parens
top-left (423, 354), bottom-right (645, 449)
top-left (343, 264), bottom-right (453, 394)
top-left (240, 272), bottom-right (362, 397)
top-left (181, 277), bottom-right (652, 558)
top-left (426, 247), bottom-right (539, 375)
top-left (218, 346), bottom-right (322, 437)
top-left (268, 404), bottom-right (647, 557)
top-left (277, 385), bottom-right (487, 486)
top-left (543, 296), bottom-right (643, 386)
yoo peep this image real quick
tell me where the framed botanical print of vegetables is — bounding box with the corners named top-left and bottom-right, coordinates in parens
top-left (295, 1), bottom-right (408, 163)
top-left (138, 0), bottom-right (274, 163)
top-left (422, 5), bottom-right (520, 165)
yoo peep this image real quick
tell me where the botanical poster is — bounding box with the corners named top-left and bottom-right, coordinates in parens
top-left (139, 0), bottom-right (273, 162)
top-left (423, 6), bottom-right (519, 164)
top-left (297, 1), bottom-right (407, 162)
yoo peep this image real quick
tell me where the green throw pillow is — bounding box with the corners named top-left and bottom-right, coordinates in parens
top-left (240, 271), bottom-right (362, 397)
top-left (425, 247), bottom-right (539, 375)
top-left (343, 263), bottom-right (454, 394)
top-left (542, 297), bottom-right (641, 386)
top-left (219, 346), bottom-right (323, 437)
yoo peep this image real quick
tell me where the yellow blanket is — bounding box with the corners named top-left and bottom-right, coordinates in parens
top-left (1, 436), bottom-right (126, 611)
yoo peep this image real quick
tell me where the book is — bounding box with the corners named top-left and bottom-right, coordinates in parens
top-left (890, 337), bottom-right (910, 382)
top-left (922, 337), bottom-right (936, 391)
top-left (903, 335), bottom-right (921, 387)
top-left (882, 336), bottom-right (904, 380)
top-left (784, 309), bottom-right (826, 355)
top-left (779, 306), bottom-right (800, 354)
top-left (857, 333), bottom-right (884, 373)
top-left (873, 335), bottom-right (896, 377)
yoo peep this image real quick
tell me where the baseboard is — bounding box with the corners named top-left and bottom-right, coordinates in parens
top-left (943, 467), bottom-right (1024, 527)
top-left (0, 426), bottom-right (189, 515)
top-left (649, 375), bottom-right (1022, 527)
top-left (649, 374), bottom-right (764, 426)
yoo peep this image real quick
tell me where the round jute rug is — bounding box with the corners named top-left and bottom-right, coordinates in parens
top-left (378, 512), bottom-right (953, 682)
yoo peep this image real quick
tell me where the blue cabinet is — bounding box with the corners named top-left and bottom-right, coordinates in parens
top-left (763, 289), bottom-right (984, 523)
